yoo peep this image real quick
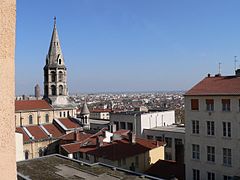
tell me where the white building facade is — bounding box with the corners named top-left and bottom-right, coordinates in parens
top-left (110, 110), bottom-right (175, 136)
top-left (185, 73), bottom-right (240, 180)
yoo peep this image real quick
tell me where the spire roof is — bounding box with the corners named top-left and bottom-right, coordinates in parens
top-left (80, 102), bottom-right (90, 115)
top-left (46, 17), bottom-right (64, 66)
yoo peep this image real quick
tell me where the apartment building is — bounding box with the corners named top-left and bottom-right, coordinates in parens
top-left (110, 110), bottom-right (175, 137)
top-left (185, 72), bottom-right (240, 180)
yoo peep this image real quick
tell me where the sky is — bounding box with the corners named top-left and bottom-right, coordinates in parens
top-left (16, 0), bottom-right (240, 95)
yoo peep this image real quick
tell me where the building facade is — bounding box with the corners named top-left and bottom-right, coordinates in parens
top-left (110, 110), bottom-right (175, 136)
top-left (143, 124), bottom-right (185, 163)
top-left (185, 72), bottom-right (240, 180)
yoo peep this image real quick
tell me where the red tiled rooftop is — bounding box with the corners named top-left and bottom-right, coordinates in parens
top-left (16, 127), bottom-right (30, 142)
top-left (61, 136), bottom-right (164, 160)
top-left (42, 124), bottom-right (64, 138)
top-left (185, 76), bottom-right (240, 96)
top-left (145, 160), bottom-right (185, 180)
top-left (15, 100), bottom-right (53, 111)
top-left (60, 131), bottom-right (91, 141)
top-left (58, 118), bottom-right (81, 129)
top-left (26, 126), bottom-right (48, 140)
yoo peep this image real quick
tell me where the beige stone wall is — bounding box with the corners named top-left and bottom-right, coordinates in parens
top-left (15, 132), bottom-right (24, 161)
top-left (23, 140), bottom-right (53, 159)
top-left (0, 0), bottom-right (17, 178)
top-left (15, 110), bottom-right (54, 127)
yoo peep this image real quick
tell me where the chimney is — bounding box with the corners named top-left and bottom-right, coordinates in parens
top-left (207, 73), bottom-right (210, 77)
top-left (236, 69), bottom-right (240, 77)
top-left (74, 130), bottom-right (80, 141)
top-left (96, 136), bottom-right (103, 148)
top-left (128, 132), bottom-right (136, 144)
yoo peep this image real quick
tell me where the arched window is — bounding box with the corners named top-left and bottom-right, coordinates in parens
top-left (59, 71), bottom-right (63, 82)
top-left (59, 59), bottom-right (62, 65)
top-left (84, 116), bottom-right (88, 124)
top-left (51, 85), bottom-right (56, 95)
top-left (59, 85), bottom-right (63, 95)
top-left (45, 114), bottom-right (49, 123)
top-left (29, 115), bottom-right (33, 124)
top-left (39, 148), bottom-right (44, 157)
top-left (51, 71), bottom-right (56, 82)
top-left (25, 151), bottom-right (29, 160)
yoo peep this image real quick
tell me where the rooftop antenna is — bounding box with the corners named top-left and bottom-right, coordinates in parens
top-left (234, 56), bottom-right (238, 71)
top-left (218, 62), bottom-right (221, 74)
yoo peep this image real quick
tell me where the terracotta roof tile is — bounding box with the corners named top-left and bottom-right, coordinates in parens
top-left (58, 118), bottom-right (80, 129)
top-left (15, 100), bottom-right (53, 111)
top-left (42, 124), bottom-right (64, 138)
top-left (185, 76), bottom-right (240, 96)
top-left (61, 136), bottom-right (164, 160)
top-left (16, 127), bottom-right (30, 142)
top-left (26, 126), bottom-right (48, 140)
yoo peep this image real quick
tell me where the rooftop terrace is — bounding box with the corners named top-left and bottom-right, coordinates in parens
top-left (17, 154), bottom-right (162, 180)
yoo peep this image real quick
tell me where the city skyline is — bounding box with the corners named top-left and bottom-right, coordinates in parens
top-left (16, 0), bottom-right (240, 95)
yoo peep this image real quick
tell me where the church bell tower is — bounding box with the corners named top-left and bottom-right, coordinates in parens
top-left (43, 17), bottom-right (73, 107)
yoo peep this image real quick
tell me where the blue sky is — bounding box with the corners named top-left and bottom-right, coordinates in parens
top-left (16, 0), bottom-right (240, 95)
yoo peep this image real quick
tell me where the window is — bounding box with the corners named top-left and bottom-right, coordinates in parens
top-left (25, 151), bottom-right (29, 160)
top-left (51, 85), bottom-right (56, 95)
top-left (165, 152), bottom-right (172, 160)
top-left (114, 121), bottom-right (119, 130)
top-left (192, 120), bottom-right (199, 134)
top-left (207, 146), bottom-right (215, 162)
top-left (60, 112), bottom-right (62, 117)
top-left (45, 114), bottom-right (49, 123)
top-left (59, 71), bottom-right (63, 82)
top-left (223, 175), bottom-right (233, 180)
top-left (51, 71), bottom-right (56, 82)
top-left (127, 122), bottom-right (133, 131)
top-left (192, 144), bottom-right (200, 160)
top-left (79, 152), bottom-right (83, 158)
top-left (59, 85), bottom-right (63, 95)
top-left (85, 153), bottom-right (90, 160)
top-left (223, 148), bottom-right (232, 166)
top-left (207, 172), bottom-right (215, 180)
top-left (192, 169), bottom-right (200, 180)
top-left (207, 121), bottom-right (214, 136)
top-left (120, 122), bottom-right (126, 129)
top-left (165, 137), bottom-right (172, 148)
top-left (222, 99), bottom-right (230, 111)
top-left (59, 59), bottom-right (62, 65)
top-left (147, 135), bottom-right (153, 140)
top-left (67, 111), bottom-right (70, 117)
top-left (39, 148), bottom-right (44, 157)
top-left (223, 122), bottom-right (231, 137)
top-left (206, 99), bottom-right (214, 111)
top-left (63, 112), bottom-right (66, 117)
top-left (155, 136), bottom-right (163, 141)
top-left (191, 99), bottom-right (199, 110)
top-left (29, 115), bottom-right (33, 124)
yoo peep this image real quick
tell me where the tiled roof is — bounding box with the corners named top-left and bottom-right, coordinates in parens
top-left (145, 160), bottom-right (185, 180)
top-left (185, 76), bottom-right (240, 96)
top-left (16, 127), bottom-right (30, 142)
top-left (26, 126), bottom-right (48, 140)
top-left (60, 131), bottom-right (91, 141)
top-left (58, 118), bottom-right (81, 129)
top-left (61, 136), bottom-right (164, 161)
top-left (42, 124), bottom-right (64, 138)
top-left (15, 100), bottom-right (53, 111)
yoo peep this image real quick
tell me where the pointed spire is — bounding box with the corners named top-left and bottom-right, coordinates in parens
top-left (46, 17), bottom-right (64, 66)
top-left (80, 102), bottom-right (90, 115)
